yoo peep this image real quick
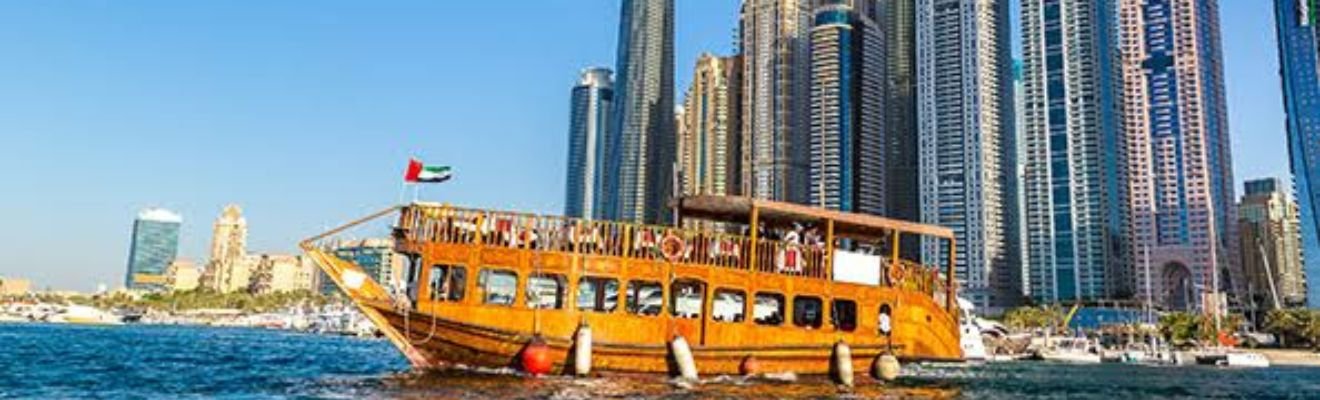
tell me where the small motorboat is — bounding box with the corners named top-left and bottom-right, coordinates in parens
top-left (1196, 351), bottom-right (1270, 368)
top-left (1039, 337), bottom-right (1102, 364)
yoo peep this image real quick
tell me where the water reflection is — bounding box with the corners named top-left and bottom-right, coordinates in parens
top-left (371, 368), bottom-right (961, 399)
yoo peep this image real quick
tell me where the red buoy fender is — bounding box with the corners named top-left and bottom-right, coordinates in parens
top-left (521, 336), bottom-right (553, 376)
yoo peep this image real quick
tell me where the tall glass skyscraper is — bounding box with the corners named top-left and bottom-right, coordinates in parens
top-left (564, 67), bottom-right (614, 220)
top-left (1120, 0), bottom-right (1237, 311)
top-left (916, 0), bottom-right (1019, 311)
top-left (741, 0), bottom-right (812, 204)
top-left (607, 0), bottom-right (675, 224)
top-left (1275, 0), bottom-right (1320, 307)
top-left (124, 208), bottom-right (182, 290)
top-left (807, 0), bottom-right (885, 214)
top-left (881, 0), bottom-right (921, 259)
top-left (679, 53), bottom-right (742, 198)
top-left (1021, 0), bottom-right (1128, 303)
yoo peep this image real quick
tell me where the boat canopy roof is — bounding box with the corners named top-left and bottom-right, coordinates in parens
top-left (674, 195), bottom-right (954, 241)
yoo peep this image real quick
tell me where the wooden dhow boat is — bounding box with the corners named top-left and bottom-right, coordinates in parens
top-left (302, 196), bottom-right (964, 378)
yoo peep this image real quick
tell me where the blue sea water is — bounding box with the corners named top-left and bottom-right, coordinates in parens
top-left (2, 323), bottom-right (1319, 399)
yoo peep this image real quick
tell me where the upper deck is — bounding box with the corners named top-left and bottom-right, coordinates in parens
top-left (392, 195), bottom-right (958, 311)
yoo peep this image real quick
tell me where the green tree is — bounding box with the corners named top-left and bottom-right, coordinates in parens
top-left (1002, 305), bottom-right (1065, 330)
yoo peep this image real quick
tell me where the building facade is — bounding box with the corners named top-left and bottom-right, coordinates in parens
top-left (124, 208), bottom-right (182, 290)
top-left (741, 0), bottom-right (812, 203)
top-left (564, 67), bottom-right (615, 220)
top-left (1120, 0), bottom-right (1238, 310)
top-left (325, 238), bottom-right (405, 295)
top-left (1020, 0), bottom-right (1128, 303)
top-left (202, 204), bottom-right (250, 293)
top-left (1238, 178), bottom-right (1307, 309)
top-left (1275, 0), bottom-right (1320, 308)
top-left (165, 259), bottom-right (201, 292)
top-left (0, 277), bottom-right (32, 297)
top-left (679, 53), bottom-right (743, 198)
top-left (606, 0), bottom-right (676, 224)
top-left (206, 255), bottom-right (258, 293)
top-left (880, 0), bottom-right (922, 260)
top-left (249, 255), bottom-right (319, 295)
top-left (807, 0), bottom-right (885, 214)
top-left (916, 0), bottom-right (1019, 311)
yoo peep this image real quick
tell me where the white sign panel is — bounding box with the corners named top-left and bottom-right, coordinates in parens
top-left (832, 250), bottom-right (883, 286)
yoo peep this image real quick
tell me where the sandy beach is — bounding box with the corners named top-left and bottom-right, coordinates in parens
top-left (1256, 349), bottom-right (1320, 367)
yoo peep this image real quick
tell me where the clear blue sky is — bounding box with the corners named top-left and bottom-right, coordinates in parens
top-left (0, 1), bottom-right (1286, 291)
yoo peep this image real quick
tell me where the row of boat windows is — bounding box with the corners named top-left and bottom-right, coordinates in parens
top-left (425, 264), bottom-right (884, 332)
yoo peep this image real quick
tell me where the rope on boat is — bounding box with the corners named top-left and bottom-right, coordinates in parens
top-left (398, 256), bottom-right (440, 346)
top-left (398, 294), bottom-right (440, 345)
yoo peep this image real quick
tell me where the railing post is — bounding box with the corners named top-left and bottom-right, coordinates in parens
top-left (946, 238), bottom-right (956, 312)
top-left (824, 219), bottom-right (834, 280)
top-left (622, 224), bottom-right (632, 258)
top-left (573, 220), bottom-right (583, 254)
top-left (748, 206), bottom-right (760, 272)
top-left (475, 214), bottom-right (485, 246)
top-left (889, 230), bottom-right (900, 287)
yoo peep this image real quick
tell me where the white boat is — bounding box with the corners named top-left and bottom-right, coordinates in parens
top-left (1225, 352), bottom-right (1271, 368)
top-left (957, 298), bottom-right (988, 361)
top-left (48, 305), bottom-right (123, 325)
top-left (1039, 337), bottom-right (1102, 364)
top-left (1196, 351), bottom-right (1271, 368)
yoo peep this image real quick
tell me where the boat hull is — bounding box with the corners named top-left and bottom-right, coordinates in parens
top-left (371, 301), bottom-right (962, 375)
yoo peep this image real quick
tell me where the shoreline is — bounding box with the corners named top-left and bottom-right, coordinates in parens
top-left (1255, 349), bottom-right (1320, 367)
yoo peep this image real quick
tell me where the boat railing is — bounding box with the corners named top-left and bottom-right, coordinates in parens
top-left (398, 204), bottom-right (908, 284)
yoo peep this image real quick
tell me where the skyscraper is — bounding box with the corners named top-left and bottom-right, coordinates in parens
top-left (679, 53), bottom-right (743, 197)
top-left (1120, 0), bottom-right (1237, 311)
top-left (124, 208), bottom-right (182, 290)
top-left (881, 0), bottom-right (921, 259)
top-left (1274, 0), bottom-right (1320, 308)
top-left (203, 204), bottom-right (250, 293)
top-left (1020, 0), bottom-right (1128, 303)
top-left (807, 0), bottom-right (885, 214)
top-left (564, 67), bottom-right (614, 220)
top-left (1238, 178), bottom-right (1307, 310)
top-left (607, 0), bottom-right (675, 224)
top-left (210, 204), bottom-right (246, 265)
top-left (741, 0), bottom-right (812, 203)
top-left (916, 0), bottom-right (1018, 311)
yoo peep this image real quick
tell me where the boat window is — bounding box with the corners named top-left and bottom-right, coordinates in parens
top-left (576, 276), bottom-right (619, 313)
top-left (832, 299), bottom-right (857, 331)
top-left (712, 289), bottom-right (746, 323)
top-left (428, 264), bottom-right (466, 302)
top-left (478, 268), bottom-right (517, 306)
top-left (670, 280), bottom-right (706, 319)
top-left (793, 296), bottom-right (824, 329)
top-left (626, 280), bottom-right (663, 316)
top-left (753, 292), bottom-right (785, 326)
top-left (525, 273), bottom-right (566, 309)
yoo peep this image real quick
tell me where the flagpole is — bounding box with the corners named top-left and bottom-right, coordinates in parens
top-left (398, 182), bottom-right (410, 206)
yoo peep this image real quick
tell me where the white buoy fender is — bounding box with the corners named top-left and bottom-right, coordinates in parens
top-left (873, 354), bottom-right (901, 381)
top-left (573, 323), bottom-right (592, 377)
top-left (670, 335), bottom-right (698, 381)
top-left (833, 341), bottom-right (854, 387)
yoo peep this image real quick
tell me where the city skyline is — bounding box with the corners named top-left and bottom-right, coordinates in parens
top-left (0, 1), bottom-right (1292, 291)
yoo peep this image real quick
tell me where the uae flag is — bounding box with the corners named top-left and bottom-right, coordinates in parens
top-left (404, 159), bottom-right (452, 183)
top-left (1305, 0), bottom-right (1318, 26)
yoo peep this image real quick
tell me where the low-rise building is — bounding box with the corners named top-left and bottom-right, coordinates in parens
top-left (249, 254), bottom-right (318, 294)
top-left (165, 259), bottom-right (201, 292)
top-left (0, 277), bottom-right (32, 297)
top-left (202, 255), bottom-right (258, 294)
